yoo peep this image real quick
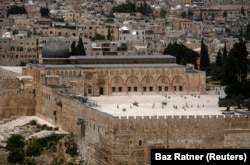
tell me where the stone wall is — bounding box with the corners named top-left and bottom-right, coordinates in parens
top-left (0, 68), bottom-right (35, 119)
top-left (0, 90), bottom-right (36, 118)
top-left (224, 129), bottom-right (250, 148)
top-left (36, 92), bottom-right (250, 165)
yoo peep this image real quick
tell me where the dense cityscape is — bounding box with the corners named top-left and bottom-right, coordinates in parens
top-left (0, 0), bottom-right (250, 165)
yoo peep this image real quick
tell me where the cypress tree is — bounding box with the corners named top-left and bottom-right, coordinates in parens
top-left (215, 49), bottom-right (222, 67)
top-left (75, 36), bottom-right (86, 56)
top-left (199, 38), bottom-right (210, 74)
top-left (70, 40), bottom-right (76, 55)
top-left (221, 39), bottom-right (248, 85)
top-left (222, 42), bottom-right (227, 61)
top-left (107, 27), bottom-right (112, 41)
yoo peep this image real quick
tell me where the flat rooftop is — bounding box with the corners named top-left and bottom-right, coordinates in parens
top-left (0, 66), bottom-right (23, 75)
top-left (89, 91), bottom-right (228, 117)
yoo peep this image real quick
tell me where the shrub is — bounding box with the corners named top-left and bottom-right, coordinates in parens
top-left (8, 148), bottom-right (25, 164)
top-left (26, 141), bottom-right (42, 157)
top-left (6, 134), bottom-right (25, 151)
top-left (30, 120), bottom-right (37, 125)
top-left (66, 143), bottom-right (78, 157)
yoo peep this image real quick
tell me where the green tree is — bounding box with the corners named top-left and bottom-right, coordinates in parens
top-left (160, 8), bottom-right (167, 18)
top-left (199, 38), bottom-right (210, 74)
top-left (6, 134), bottom-right (25, 151)
top-left (187, 9), bottom-right (194, 19)
top-left (218, 98), bottom-right (236, 111)
top-left (92, 33), bottom-right (106, 41)
top-left (181, 11), bottom-right (186, 18)
top-left (232, 94), bottom-right (244, 109)
top-left (112, 3), bottom-right (136, 13)
top-left (7, 5), bottom-right (27, 16)
top-left (241, 6), bottom-right (245, 16)
top-left (163, 42), bottom-right (198, 68)
top-left (26, 140), bottom-right (42, 157)
top-left (224, 81), bottom-right (250, 99)
top-left (210, 64), bottom-right (222, 81)
top-left (8, 148), bottom-right (25, 164)
top-left (222, 42), bottom-right (227, 62)
top-left (243, 99), bottom-right (250, 111)
top-left (40, 7), bottom-right (50, 17)
top-left (70, 40), bottom-right (76, 55)
top-left (137, 3), bottom-right (153, 16)
top-left (221, 39), bottom-right (248, 85)
top-left (244, 23), bottom-right (250, 41)
top-left (215, 49), bottom-right (222, 67)
top-left (107, 27), bottom-right (112, 41)
top-left (75, 37), bottom-right (86, 56)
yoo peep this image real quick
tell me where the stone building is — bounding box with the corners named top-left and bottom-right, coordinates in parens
top-left (24, 37), bottom-right (206, 97)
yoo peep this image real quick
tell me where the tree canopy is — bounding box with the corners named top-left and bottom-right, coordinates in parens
top-left (7, 5), bottom-right (27, 16)
top-left (163, 42), bottom-right (199, 68)
top-left (199, 38), bottom-right (210, 74)
top-left (92, 33), bottom-right (106, 41)
top-left (74, 37), bottom-right (86, 56)
top-left (111, 2), bottom-right (152, 16)
top-left (40, 7), bottom-right (50, 18)
top-left (221, 39), bottom-right (248, 85)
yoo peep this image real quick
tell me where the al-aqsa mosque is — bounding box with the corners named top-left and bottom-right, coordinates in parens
top-left (24, 37), bottom-right (206, 96)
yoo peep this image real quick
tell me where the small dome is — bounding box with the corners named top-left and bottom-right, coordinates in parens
top-left (42, 38), bottom-right (70, 58)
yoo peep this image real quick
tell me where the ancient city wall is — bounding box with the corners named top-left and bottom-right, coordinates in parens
top-left (37, 91), bottom-right (116, 165)
top-left (37, 91), bottom-right (250, 165)
top-left (0, 90), bottom-right (36, 118)
top-left (111, 115), bottom-right (250, 165)
top-left (0, 68), bottom-right (35, 119)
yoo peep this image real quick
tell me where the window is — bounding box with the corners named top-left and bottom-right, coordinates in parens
top-left (88, 88), bottom-right (92, 94)
top-left (174, 86), bottom-right (176, 91)
top-left (149, 86), bottom-right (153, 91)
top-left (165, 86), bottom-right (168, 91)
top-left (143, 87), bottom-right (146, 92)
top-left (158, 86), bottom-right (162, 91)
top-left (119, 87), bottom-right (122, 92)
top-left (112, 87), bottom-right (116, 92)
top-left (128, 87), bottom-right (131, 92)
top-left (134, 87), bottom-right (137, 92)
top-left (139, 140), bottom-right (142, 146)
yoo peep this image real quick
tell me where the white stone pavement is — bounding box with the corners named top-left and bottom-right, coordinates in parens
top-left (89, 89), bottom-right (229, 117)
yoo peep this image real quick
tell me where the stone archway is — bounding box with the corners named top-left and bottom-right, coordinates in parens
top-left (172, 75), bottom-right (185, 92)
top-left (141, 75), bottom-right (155, 92)
top-left (125, 76), bottom-right (140, 93)
top-left (157, 75), bottom-right (170, 92)
top-left (110, 76), bottom-right (124, 93)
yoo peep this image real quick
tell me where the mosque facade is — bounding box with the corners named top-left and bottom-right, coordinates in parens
top-left (24, 38), bottom-right (206, 96)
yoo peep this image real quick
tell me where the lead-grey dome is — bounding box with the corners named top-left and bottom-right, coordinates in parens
top-left (42, 38), bottom-right (70, 58)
